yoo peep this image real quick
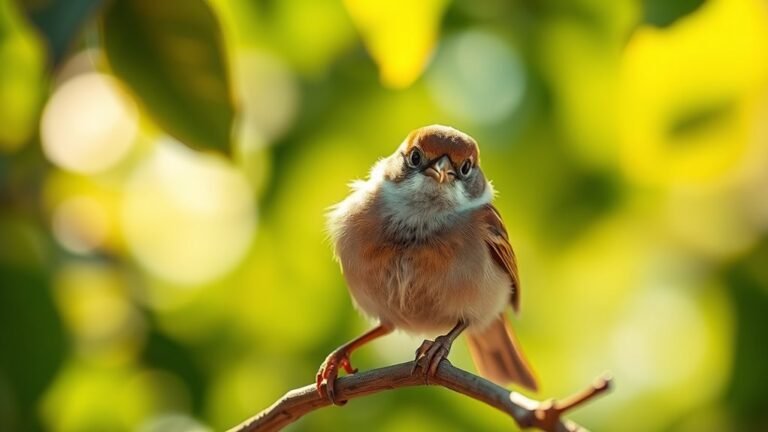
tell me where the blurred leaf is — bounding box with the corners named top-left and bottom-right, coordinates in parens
top-left (266, 0), bottom-right (357, 75)
top-left (544, 171), bottom-right (621, 246)
top-left (725, 242), bottom-right (768, 430)
top-left (0, 261), bottom-right (65, 432)
top-left (343, 0), bottom-right (449, 88)
top-left (619, 0), bottom-right (768, 185)
top-left (644, 0), bottom-right (706, 27)
top-left (101, 0), bottom-right (235, 153)
top-left (17, 0), bottom-right (104, 66)
top-left (143, 329), bottom-right (207, 413)
top-left (0, 0), bottom-right (46, 151)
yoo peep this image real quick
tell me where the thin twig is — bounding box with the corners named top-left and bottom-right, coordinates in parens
top-left (228, 360), bottom-right (612, 432)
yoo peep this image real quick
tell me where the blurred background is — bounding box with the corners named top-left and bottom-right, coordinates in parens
top-left (1, 0), bottom-right (767, 431)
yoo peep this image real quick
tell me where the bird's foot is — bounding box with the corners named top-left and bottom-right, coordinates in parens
top-left (316, 348), bottom-right (358, 406)
top-left (411, 335), bottom-right (454, 383)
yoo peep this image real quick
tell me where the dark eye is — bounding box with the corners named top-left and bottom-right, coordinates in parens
top-left (407, 148), bottom-right (423, 168)
top-left (460, 159), bottom-right (473, 177)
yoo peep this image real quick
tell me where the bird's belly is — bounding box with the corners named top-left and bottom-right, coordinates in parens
top-left (340, 241), bottom-right (510, 336)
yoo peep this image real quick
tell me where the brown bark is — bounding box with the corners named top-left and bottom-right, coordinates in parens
top-left (228, 360), bottom-right (611, 432)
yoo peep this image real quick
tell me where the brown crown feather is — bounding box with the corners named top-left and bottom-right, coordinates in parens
top-left (404, 125), bottom-right (479, 165)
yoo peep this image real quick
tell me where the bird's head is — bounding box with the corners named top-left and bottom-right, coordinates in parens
top-left (374, 125), bottom-right (494, 233)
top-left (402, 124), bottom-right (479, 185)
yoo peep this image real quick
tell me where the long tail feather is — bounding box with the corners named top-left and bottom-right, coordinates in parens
top-left (466, 315), bottom-right (538, 391)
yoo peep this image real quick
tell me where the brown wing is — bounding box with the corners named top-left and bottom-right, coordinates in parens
top-left (479, 204), bottom-right (521, 313)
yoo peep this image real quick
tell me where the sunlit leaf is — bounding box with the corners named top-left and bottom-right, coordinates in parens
top-left (343, 0), bottom-right (449, 88)
top-left (619, 0), bottom-right (768, 185)
top-left (101, 0), bottom-right (235, 153)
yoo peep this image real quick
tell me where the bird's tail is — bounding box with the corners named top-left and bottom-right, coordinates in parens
top-left (466, 315), bottom-right (538, 391)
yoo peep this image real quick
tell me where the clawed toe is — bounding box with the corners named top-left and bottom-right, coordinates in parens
top-left (411, 335), bottom-right (452, 382)
top-left (411, 340), bottom-right (433, 374)
top-left (316, 349), bottom-right (357, 406)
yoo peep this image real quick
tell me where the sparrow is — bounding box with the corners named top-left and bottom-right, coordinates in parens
top-left (318, 125), bottom-right (538, 405)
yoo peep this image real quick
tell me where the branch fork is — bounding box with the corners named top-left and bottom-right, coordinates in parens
top-left (228, 360), bottom-right (612, 432)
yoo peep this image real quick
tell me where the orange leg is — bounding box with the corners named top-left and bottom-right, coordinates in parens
top-left (412, 320), bottom-right (468, 383)
top-left (316, 324), bottom-right (392, 405)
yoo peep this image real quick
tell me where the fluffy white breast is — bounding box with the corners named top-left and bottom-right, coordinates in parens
top-left (377, 165), bottom-right (495, 241)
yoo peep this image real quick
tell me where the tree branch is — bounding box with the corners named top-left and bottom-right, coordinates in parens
top-left (227, 360), bottom-right (612, 432)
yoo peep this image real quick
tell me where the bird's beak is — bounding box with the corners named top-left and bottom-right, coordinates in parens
top-left (424, 155), bottom-right (455, 184)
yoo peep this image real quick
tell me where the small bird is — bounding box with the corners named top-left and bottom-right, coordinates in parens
top-left (319, 125), bottom-right (537, 404)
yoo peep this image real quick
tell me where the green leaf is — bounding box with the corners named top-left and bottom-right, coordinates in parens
top-left (102, 0), bottom-right (235, 153)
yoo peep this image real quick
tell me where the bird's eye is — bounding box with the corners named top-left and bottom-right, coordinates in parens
top-left (460, 159), bottom-right (473, 177)
top-left (407, 148), bottom-right (423, 168)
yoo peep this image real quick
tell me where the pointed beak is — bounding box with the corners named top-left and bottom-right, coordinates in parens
top-left (424, 155), bottom-right (455, 184)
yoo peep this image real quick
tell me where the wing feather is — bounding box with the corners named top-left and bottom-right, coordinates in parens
top-left (479, 204), bottom-right (521, 313)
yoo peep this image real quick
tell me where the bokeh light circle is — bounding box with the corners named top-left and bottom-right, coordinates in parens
top-left (235, 51), bottom-right (299, 144)
top-left (122, 140), bottom-right (255, 285)
top-left (427, 30), bottom-right (526, 125)
top-left (138, 414), bottom-right (210, 432)
top-left (52, 196), bottom-right (109, 254)
top-left (41, 73), bottom-right (138, 174)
